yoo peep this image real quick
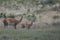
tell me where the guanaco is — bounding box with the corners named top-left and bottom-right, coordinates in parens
top-left (3, 16), bottom-right (23, 29)
top-left (21, 21), bottom-right (34, 29)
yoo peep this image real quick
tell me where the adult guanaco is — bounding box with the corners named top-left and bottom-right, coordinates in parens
top-left (3, 16), bottom-right (23, 29)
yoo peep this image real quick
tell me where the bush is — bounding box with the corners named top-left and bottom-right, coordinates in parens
top-left (52, 22), bottom-right (60, 27)
top-left (26, 14), bottom-right (36, 22)
top-left (7, 13), bottom-right (15, 18)
top-left (0, 13), bottom-right (6, 18)
top-left (53, 15), bottom-right (60, 19)
top-left (0, 13), bottom-right (3, 18)
top-left (46, 0), bottom-right (55, 5)
top-left (40, 0), bottom-right (55, 7)
top-left (3, 13), bottom-right (6, 18)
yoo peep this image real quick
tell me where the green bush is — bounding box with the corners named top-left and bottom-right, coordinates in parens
top-left (0, 13), bottom-right (3, 18)
top-left (26, 14), bottom-right (36, 22)
top-left (3, 13), bottom-right (6, 18)
top-left (0, 13), bottom-right (6, 18)
top-left (40, 0), bottom-right (56, 8)
top-left (7, 13), bottom-right (15, 18)
top-left (53, 15), bottom-right (60, 19)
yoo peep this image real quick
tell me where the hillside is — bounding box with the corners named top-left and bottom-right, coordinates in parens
top-left (0, 0), bottom-right (60, 40)
top-left (0, 0), bottom-right (60, 28)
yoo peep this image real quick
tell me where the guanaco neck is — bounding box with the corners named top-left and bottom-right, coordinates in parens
top-left (18, 16), bottom-right (23, 23)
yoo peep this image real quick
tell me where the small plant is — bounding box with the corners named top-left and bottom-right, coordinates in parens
top-left (0, 13), bottom-right (6, 18)
top-left (0, 13), bottom-right (3, 18)
top-left (26, 14), bottom-right (36, 22)
top-left (52, 22), bottom-right (60, 27)
top-left (3, 13), bottom-right (6, 18)
top-left (8, 13), bottom-right (15, 18)
top-left (53, 15), bottom-right (60, 19)
top-left (22, 14), bottom-right (26, 16)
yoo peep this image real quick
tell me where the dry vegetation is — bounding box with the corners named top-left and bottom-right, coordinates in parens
top-left (0, 0), bottom-right (60, 40)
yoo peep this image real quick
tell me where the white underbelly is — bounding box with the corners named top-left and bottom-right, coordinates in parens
top-left (8, 23), bottom-right (15, 28)
top-left (7, 20), bottom-right (14, 25)
top-left (8, 23), bottom-right (14, 25)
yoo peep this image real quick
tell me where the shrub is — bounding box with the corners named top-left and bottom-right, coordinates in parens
top-left (52, 22), bottom-right (60, 27)
top-left (26, 14), bottom-right (36, 22)
top-left (0, 13), bottom-right (3, 18)
top-left (40, 0), bottom-right (55, 7)
top-left (53, 15), bottom-right (60, 19)
top-left (3, 13), bottom-right (6, 18)
top-left (46, 0), bottom-right (55, 5)
top-left (8, 13), bottom-right (15, 18)
top-left (0, 13), bottom-right (6, 18)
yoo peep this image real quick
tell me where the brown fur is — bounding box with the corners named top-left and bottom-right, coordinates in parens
top-left (21, 21), bottom-right (33, 29)
top-left (3, 16), bottom-right (23, 29)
